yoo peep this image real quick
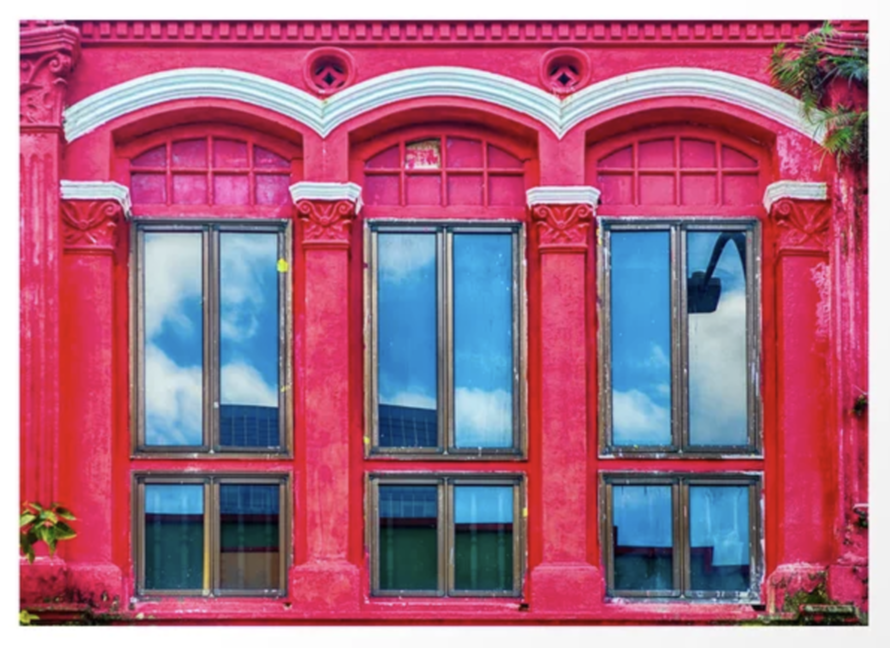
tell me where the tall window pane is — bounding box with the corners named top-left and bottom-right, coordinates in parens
top-left (686, 231), bottom-right (748, 446)
top-left (454, 486), bottom-right (513, 591)
top-left (689, 486), bottom-right (750, 591)
top-left (219, 233), bottom-right (280, 448)
top-left (612, 485), bottom-right (673, 591)
top-left (453, 234), bottom-right (513, 448)
top-left (144, 233), bottom-right (204, 446)
top-left (378, 485), bottom-right (438, 591)
top-left (377, 234), bottom-right (438, 448)
top-left (144, 484), bottom-right (204, 590)
top-left (219, 484), bottom-right (281, 591)
top-left (610, 232), bottom-right (672, 447)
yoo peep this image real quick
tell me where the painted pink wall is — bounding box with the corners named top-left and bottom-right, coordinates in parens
top-left (20, 20), bottom-right (868, 623)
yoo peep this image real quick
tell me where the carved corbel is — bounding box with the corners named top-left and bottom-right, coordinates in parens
top-left (526, 186), bottom-right (600, 253)
top-left (290, 182), bottom-right (362, 249)
top-left (764, 181), bottom-right (831, 253)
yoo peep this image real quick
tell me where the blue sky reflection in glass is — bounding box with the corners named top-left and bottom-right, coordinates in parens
top-left (689, 485), bottom-right (750, 590)
top-left (610, 231), bottom-right (672, 446)
top-left (377, 233), bottom-right (438, 447)
top-left (612, 484), bottom-right (672, 591)
top-left (144, 230), bottom-right (280, 447)
top-left (687, 231), bottom-right (748, 446)
top-left (144, 232), bottom-right (204, 446)
top-left (454, 234), bottom-right (513, 448)
top-left (454, 486), bottom-right (513, 524)
top-left (220, 233), bottom-right (280, 448)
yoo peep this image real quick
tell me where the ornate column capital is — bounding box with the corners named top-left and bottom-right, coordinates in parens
top-left (764, 181), bottom-right (831, 252)
top-left (20, 21), bottom-right (81, 129)
top-left (290, 182), bottom-right (362, 249)
top-left (527, 186), bottom-right (599, 253)
top-left (60, 181), bottom-right (131, 254)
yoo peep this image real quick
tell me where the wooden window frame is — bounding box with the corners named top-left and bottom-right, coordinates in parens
top-left (131, 218), bottom-right (293, 457)
top-left (596, 217), bottom-right (762, 458)
top-left (600, 472), bottom-right (762, 602)
top-left (364, 220), bottom-right (527, 459)
top-left (133, 473), bottom-right (291, 598)
top-left (367, 473), bottom-right (525, 598)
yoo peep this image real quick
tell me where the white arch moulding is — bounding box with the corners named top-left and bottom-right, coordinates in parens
top-left (64, 66), bottom-right (824, 144)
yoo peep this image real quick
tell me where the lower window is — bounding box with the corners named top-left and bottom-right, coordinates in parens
top-left (134, 474), bottom-right (289, 597)
top-left (601, 474), bottom-right (761, 601)
top-left (368, 474), bottom-right (524, 597)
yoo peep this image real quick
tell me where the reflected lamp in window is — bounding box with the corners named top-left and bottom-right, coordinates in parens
top-left (598, 220), bottom-right (759, 455)
top-left (369, 475), bottom-right (523, 597)
top-left (365, 222), bottom-right (524, 456)
top-left (134, 221), bottom-right (291, 453)
top-left (135, 475), bottom-right (289, 596)
top-left (602, 474), bottom-right (760, 600)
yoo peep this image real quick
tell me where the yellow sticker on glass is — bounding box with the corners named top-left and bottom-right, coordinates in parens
top-left (277, 259), bottom-right (289, 273)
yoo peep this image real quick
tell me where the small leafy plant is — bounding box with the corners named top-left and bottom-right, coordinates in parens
top-left (769, 22), bottom-right (868, 168)
top-left (20, 501), bottom-right (77, 563)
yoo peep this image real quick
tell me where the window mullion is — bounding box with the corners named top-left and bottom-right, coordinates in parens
top-left (747, 228), bottom-right (759, 452)
top-left (675, 480), bottom-right (687, 597)
top-left (670, 225), bottom-right (685, 452)
top-left (204, 479), bottom-right (214, 596)
top-left (207, 227), bottom-right (222, 451)
top-left (438, 478), bottom-right (449, 596)
top-left (445, 479), bottom-right (455, 595)
top-left (440, 229), bottom-right (453, 453)
top-left (278, 227), bottom-right (289, 452)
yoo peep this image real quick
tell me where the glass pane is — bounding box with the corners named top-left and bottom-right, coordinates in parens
top-left (686, 231), bottom-right (748, 446)
top-left (219, 233), bottom-right (280, 449)
top-left (213, 139), bottom-right (249, 168)
top-left (610, 231), bottom-right (672, 447)
top-left (171, 139), bottom-right (207, 168)
top-left (219, 484), bottom-right (281, 591)
top-left (144, 484), bottom-right (204, 590)
top-left (454, 486), bottom-right (513, 591)
top-left (612, 485), bottom-right (673, 591)
top-left (213, 174), bottom-right (250, 205)
top-left (378, 485), bottom-right (438, 591)
top-left (377, 234), bottom-right (438, 448)
top-left (144, 232), bottom-right (203, 446)
top-left (453, 234), bottom-right (513, 448)
top-left (689, 486), bottom-right (750, 592)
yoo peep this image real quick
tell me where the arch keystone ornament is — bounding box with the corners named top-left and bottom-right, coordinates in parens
top-left (291, 182), bottom-right (362, 248)
top-left (528, 186), bottom-right (600, 252)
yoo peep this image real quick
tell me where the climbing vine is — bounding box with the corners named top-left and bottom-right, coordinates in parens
top-left (769, 22), bottom-right (868, 169)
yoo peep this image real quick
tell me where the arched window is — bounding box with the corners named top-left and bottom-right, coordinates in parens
top-left (588, 125), bottom-right (768, 603)
top-left (120, 123), bottom-right (301, 599)
top-left (355, 126), bottom-right (534, 599)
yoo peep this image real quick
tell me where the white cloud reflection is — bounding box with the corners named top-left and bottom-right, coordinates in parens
top-left (455, 387), bottom-right (512, 447)
top-left (612, 388), bottom-right (671, 445)
top-left (377, 233), bottom-right (436, 283)
top-left (145, 343), bottom-right (203, 446)
top-left (688, 288), bottom-right (748, 445)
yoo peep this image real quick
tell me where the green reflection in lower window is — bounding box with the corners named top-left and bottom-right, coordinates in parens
top-left (379, 485), bottom-right (438, 591)
top-left (144, 484), bottom-right (204, 591)
top-left (454, 486), bottom-right (514, 591)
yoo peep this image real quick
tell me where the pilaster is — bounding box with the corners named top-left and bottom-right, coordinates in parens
top-left (288, 182), bottom-right (361, 610)
top-left (526, 187), bottom-right (603, 612)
